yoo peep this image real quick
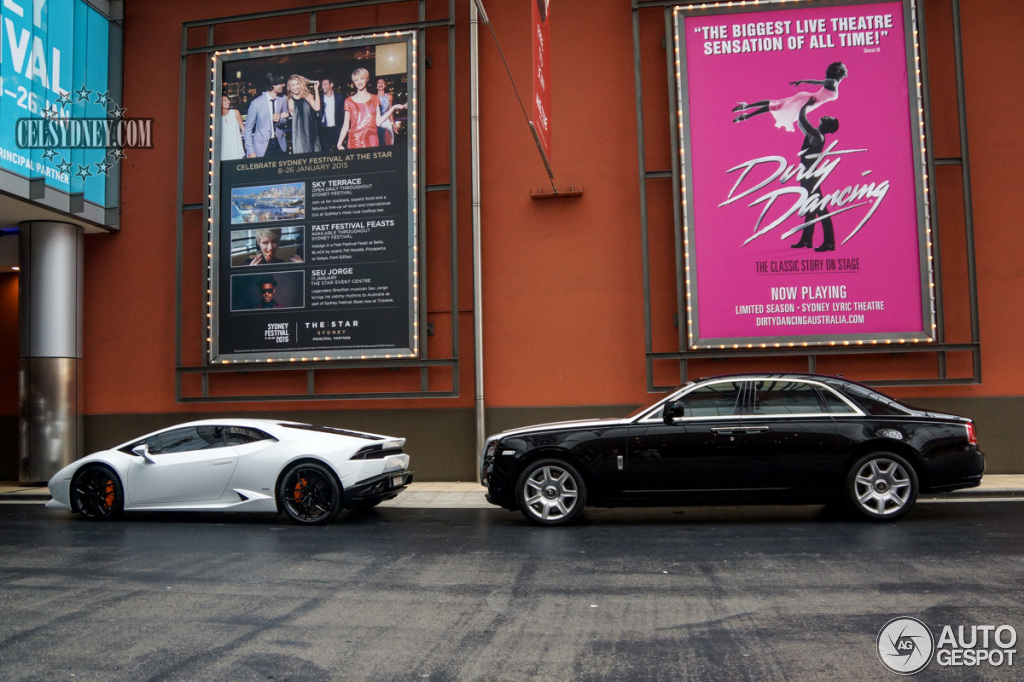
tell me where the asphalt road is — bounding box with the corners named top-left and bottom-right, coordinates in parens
top-left (1, 502), bottom-right (1022, 681)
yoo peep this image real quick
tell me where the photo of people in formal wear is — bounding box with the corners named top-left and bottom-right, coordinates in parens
top-left (318, 77), bottom-right (344, 151)
top-left (376, 77), bottom-right (398, 145)
top-left (337, 67), bottom-right (408, 149)
top-left (220, 95), bottom-right (246, 160)
top-left (216, 39), bottom-right (411, 159)
top-left (286, 74), bottom-right (321, 154)
top-left (230, 271), bottom-right (304, 311)
top-left (242, 72), bottom-right (290, 158)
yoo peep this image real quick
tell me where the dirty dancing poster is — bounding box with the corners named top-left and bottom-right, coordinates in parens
top-left (675, 0), bottom-right (934, 349)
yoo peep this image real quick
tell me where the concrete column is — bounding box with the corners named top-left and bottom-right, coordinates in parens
top-left (18, 222), bottom-right (84, 483)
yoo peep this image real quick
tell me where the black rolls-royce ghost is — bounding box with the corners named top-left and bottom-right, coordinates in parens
top-left (479, 374), bottom-right (984, 525)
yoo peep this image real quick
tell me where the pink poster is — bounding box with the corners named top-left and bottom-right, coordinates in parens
top-left (675, 1), bottom-right (934, 348)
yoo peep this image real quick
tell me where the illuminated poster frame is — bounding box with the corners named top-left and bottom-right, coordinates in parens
top-left (674, 0), bottom-right (935, 350)
top-left (208, 33), bottom-right (419, 364)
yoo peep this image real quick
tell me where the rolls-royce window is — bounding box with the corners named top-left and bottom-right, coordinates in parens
top-left (752, 381), bottom-right (826, 415)
top-left (829, 381), bottom-right (913, 416)
top-left (680, 381), bottom-right (746, 417)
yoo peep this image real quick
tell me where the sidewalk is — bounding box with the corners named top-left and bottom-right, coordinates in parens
top-left (2, 477), bottom-right (1023, 507)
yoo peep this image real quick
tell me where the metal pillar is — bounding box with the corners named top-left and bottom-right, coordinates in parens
top-left (18, 222), bottom-right (84, 483)
top-left (471, 0), bottom-right (486, 454)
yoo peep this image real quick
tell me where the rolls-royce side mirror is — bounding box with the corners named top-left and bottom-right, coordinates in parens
top-left (663, 401), bottom-right (685, 424)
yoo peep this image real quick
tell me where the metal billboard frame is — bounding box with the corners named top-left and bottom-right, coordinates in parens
top-left (175, 0), bottom-right (460, 402)
top-left (632, 0), bottom-right (980, 391)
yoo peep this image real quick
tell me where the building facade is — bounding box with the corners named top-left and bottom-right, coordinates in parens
top-left (0, 0), bottom-right (1020, 482)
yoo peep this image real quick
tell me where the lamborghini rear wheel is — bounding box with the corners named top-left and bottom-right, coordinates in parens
top-left (278, 462), bottom-right (342, 525)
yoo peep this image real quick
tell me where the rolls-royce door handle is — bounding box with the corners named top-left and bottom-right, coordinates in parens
top-left (711, 426), bottom-right (769, 434)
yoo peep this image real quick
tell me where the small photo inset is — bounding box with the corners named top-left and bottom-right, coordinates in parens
top-left (230, 270), bottom-right (305, 311)
top-left (231, 226), bottom-right (304, 266)
top-left (230, 182), bottom-right (305, 224)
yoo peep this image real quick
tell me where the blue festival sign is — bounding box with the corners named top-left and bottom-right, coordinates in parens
top-left (0, 0), bottom-right (117, 207)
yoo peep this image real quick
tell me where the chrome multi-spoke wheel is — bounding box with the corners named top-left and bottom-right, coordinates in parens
top-left (516, 459), bottom-right (586, 526)
top-left (847, 453), bottom-right (918, 521)
top-left (71, 466), bottom-right (123, 521)
top-left (279, 463), bottom-right (342, 525)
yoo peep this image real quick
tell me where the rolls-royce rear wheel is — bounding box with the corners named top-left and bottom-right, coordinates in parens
top-left (845, 452), bottom-right (918, 521)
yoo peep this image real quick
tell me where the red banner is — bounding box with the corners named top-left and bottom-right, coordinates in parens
top-left (532, 0), bottom-right (551, 160)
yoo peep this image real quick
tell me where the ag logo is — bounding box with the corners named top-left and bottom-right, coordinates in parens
top-left (877, 617), bottom-right (934, 675)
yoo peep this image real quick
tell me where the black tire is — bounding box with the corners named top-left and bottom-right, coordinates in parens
top-left (71, 465), bottom-right (124, 521)
top-left (278, 462), bottom-right (342, 525)
top-left (515, 458), bottom-right (587, 526)
top-left (845, 452), bottom-right (918, 521)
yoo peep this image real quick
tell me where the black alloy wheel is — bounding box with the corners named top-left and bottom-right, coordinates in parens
top-left (71, 465), bottom-right (124, 521)
top-left (515, 458), bottom-right (587, 526)
top-left (846, 452), bottom-right (919, 521)
top-left (279, 462), bottom-right (342, 525)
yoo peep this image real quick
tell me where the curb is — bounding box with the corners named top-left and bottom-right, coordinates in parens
top-left (921, 488), bottom-right (1024, 501)
top-left (0, 491), bottom-right (51, 502)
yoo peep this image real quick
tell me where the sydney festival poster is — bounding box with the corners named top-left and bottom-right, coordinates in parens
top-left (208, 33), bottom-right (418, 363)
top-left (675, 0), bottom-right (935, 348)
